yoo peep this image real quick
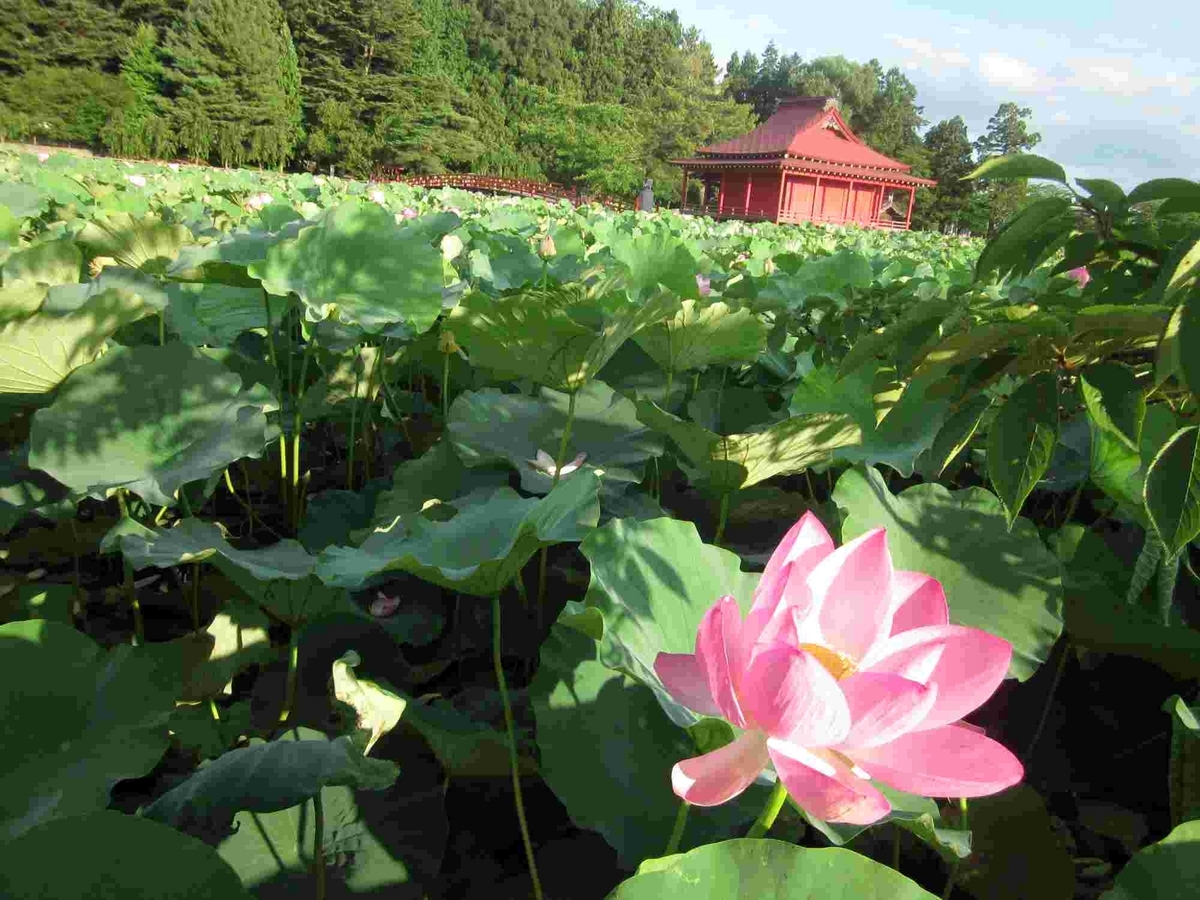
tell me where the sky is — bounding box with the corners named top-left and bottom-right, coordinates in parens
top-left (664, 0), bottom-right (1198, 189)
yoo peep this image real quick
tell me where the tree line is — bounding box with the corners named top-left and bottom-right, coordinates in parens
top-left (2, 1), bottom-right (1043, 231)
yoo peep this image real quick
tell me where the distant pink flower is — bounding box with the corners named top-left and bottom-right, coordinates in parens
top-left (654, 512), bottom-right (1022, 824)
top-left (1066, 266), bottom-right (1090, 287)
top-left (37, 152), bottom-right (49, 163)
top-left (371, 592), bottom-right (401, 617)
top-left (125, 174), bottom-right (147, 188)
top-left (696, 274), bottom-right (712, 297)
top-left (400, 208), bottom-right (418, 219)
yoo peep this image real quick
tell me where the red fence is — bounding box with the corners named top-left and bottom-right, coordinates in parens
top-left (680, 204), bottom-right (910, 231)
top-left (374, 169), bottom-right (630, 210)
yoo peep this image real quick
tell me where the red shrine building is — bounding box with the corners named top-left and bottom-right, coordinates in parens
top-left (672, 97), bottom-right (936, 230)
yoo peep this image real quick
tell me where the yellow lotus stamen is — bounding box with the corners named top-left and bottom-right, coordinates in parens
top-left (799, 643), bottom-right (858, 681)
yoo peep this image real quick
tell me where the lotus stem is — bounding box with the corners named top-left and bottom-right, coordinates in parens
top-left (116, 489), bottom-right (144, 646)
top-left (492, 592), bottom-right (544, 900)
top-left (665, 801), bottom-right (690, 856)
top-left (158, 313), bottom-right (165, 346)
top-left (442, 350), bottom-right (451, 422)
top-left (893, 823), bottom-right (901, 872)
top-left (1024, 638), bottom-right (1070, 763)
top-left (746, 777), bottom-right (788, 839)
top-left (209, 698), bottom-right (221, 723)
top-left (714, 492), bottom-right (731, 547)
top-left (291, 342), bottom-right (314, 532)
top-left (551, 388), bottom-right (579, 491)
top-left (278, 628), bottom-right (300, 724)
top-left (68, 517), bottom-right (82, 616)
top-left (191, 563), bottom-right (201, 633)
top-left (313, 789), bottom-right (326, 900)
top-left (665, 367), bottom-right (674, 407)
top-left (347, 360), bottom-right (361, 491)
top-left (942, 799), bottom-right (970, 899)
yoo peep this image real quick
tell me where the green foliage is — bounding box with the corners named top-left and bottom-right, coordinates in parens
top-left (162, 0), bottom-right (303, 168)
top-left (607, 839), bottom-right (939, 898)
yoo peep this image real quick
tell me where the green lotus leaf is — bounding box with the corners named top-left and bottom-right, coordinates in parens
top-left (578, 516), bottom-right (758, 727)
top-left (607, 839), bottom-right (937, 898)
top-left (316, 473), bottom-right (601, 596)
top-left (0, 620), bottom-right (179, 839)
top-left (449, 381), bottom-right (663, 494)
top-left (0, 811), bottom-right (253, 899)
top-left (834, 466), bottom-right (1064, 681)
top-left (28, 344), bottom-right (279, 506)
top-left (636, 398), bottom-right (861, 494)
top-left (632, 299), bottom-right (768, 374)
top-left (447, 284), bottom-right (680, 392)
top-left (250, 200), bottom-right (444, 334)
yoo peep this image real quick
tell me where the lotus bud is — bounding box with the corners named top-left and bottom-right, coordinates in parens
top-left (125, 174), bottom-right (147, 188)
top-left (400, 207), bottom-right (417, 219)
top-left (1066, 266), bottom-right (1090, 287)
top-left (538, 233), bottom-right (557, 259)
top-left (369, 188), bottom-right (386, 204)
top-left (438, 329), bottom-right (460, 355)
top-left (696, 274), bottom-right (712, 297)
top-left (370, 592), bottom-right (401, 617)
top-left (168, 163), bottom-right (180, 171)
top-left (37, 152), bottom-right (49, 163)
top-left (764, 257), bottom-right (777, 275)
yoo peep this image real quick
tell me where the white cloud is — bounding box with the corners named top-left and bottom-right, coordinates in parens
top-left (1182, 123), bottom-right (1200, 136)
top-left (1045, 94), bottom-right (1065, 104)
top-left (1063, 58), bottom-right (1199, 97)
top-left (1144, 104), bottom-right (1183, 117)
top-left (978, 52), bottom-right (1046, 92)
top-left (1052, 111), bottom-right (1070, 123)
top-left (889, 35), bottom-right (970, 74)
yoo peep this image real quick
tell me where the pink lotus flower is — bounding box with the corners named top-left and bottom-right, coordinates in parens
top-left (654, 512), bottom-right (1022, 824)
top-left (400, 208), bottom-right (418, 219)
top-left (371, 592), bottom-right (401, 617)
top-left (696, 274), bottom-right (712, 297)
top-left (528, 449), bottom-right (587, 478)
top-left (1066, 267), bottom-right (1090, 287)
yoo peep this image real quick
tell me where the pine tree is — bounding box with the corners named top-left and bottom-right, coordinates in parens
top-left (975, 102), bottom-right (1042, 236)
top-left (163, 0), bottom-right (303, 168)
top-left (914, 116), bottom-right (978, 233)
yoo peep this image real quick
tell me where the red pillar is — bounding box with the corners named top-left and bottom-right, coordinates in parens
top-left (810, 176), bottom-right (821, 222)
top-left (904, 188), bottom-right (916, 230)
top-left (842, 180), bottom-right (853, 223)
top-left (775, 168), bottom-right (787, 223)
top-left (717, 174), bottom-right (726, 214)
top-left (743, 173), bottom-right (753, 215)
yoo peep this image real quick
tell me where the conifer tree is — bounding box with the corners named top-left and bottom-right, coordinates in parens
top-left (163, 0), bottom-right (303, 168)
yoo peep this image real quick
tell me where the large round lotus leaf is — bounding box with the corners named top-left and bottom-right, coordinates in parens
top-left (532, 625), bottom-right (767, 868)
top-left (76, 213), bottom-right (191, 274)
top-left (604, 229), bottom-right (701, 301)
top-left (250, 200), bottom-right (444, 334)
top-left (606, 839), bottom-right (937, 899)
top-left (0, 289), bottom-right (155, 397)
top-left (144, 727), bottom-right (398, 835)
top-left (119, 517), bottom-right (316, 582)
top-left (1103, 820), bottom-right (1200, 900)
top-left (317, 474), bottom-right (600, 596)
top-left (636, 398), bottom-right (862, 495)
top-left (0, 620), bottom-right (178, 839)
top-left (578, 517), bottom-right (758, 727)
top-left (632, 299), bottom-right (768, 374)
top-left (0, 811), bottom-right (253, 900)
top-left (789, 365), bottom-right (951, 477)
top-left (165, 281), bottom-right (289, 347)
top-left (833, 466), bottom-right (1063, 680)
top-left (1, 237), bottom-right (81, 288)
top-left (446, 286), bottom-right (680, 392)
top-left (449, 381), bottom-right (663, 494)
top-left (28, 343), bottom-right (279, 506)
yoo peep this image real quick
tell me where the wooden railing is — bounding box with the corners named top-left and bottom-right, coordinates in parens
top-left (374, 169), bottom-right (630, 210)
top-left (680, 204), bottom-right (909, 231)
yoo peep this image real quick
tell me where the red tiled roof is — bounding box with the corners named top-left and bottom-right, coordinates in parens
top-left (670, 155), bottom-right (936, 187)
top-left (694, 96), bottom-right (913, 172)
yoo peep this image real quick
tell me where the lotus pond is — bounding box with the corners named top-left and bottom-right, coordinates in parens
top-left (0, 147), bottom-right (1198, 899)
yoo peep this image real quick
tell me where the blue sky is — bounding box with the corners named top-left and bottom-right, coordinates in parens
top-left (665, 0), bottom-right (1198, 189)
